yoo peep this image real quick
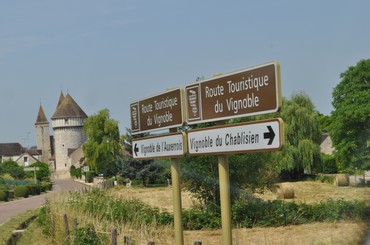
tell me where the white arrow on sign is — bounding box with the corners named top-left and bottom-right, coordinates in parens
top-left (187, 118), bottom-right (284, 155)
top-left (132, 132), bottom-right (186, 159)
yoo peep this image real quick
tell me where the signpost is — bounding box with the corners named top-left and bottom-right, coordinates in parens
top-left (131, 88), bottom-right (186, 245)
top-left (130, 88), bottom-right (184, 135)
top-left (185, 61), bottom-right (281, 124)
top-left (132, 132), bottom-right (186, 159)
top-left (187, 119), bottom-right (284, 155)
top-left (24, 166), bottom-right (40, 184)
top-left (130, 61), bottom-right (283, 245)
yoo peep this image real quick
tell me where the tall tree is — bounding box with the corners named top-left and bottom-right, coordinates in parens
top-left (274, 93), bottom-right (322, 176)
top-left (331, 59), bottom-right (370, 170)
top-left (317, 113), bottom-right (332, 133)
top-left (83, 109), bottom-right (122, 177)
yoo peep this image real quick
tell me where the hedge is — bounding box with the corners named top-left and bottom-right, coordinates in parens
top-left (27, 184), bottom-right (41, 196)
top-left (0, 190), bottom-right (8, 201)
top-left (13, 185), bottom-right (29, 198)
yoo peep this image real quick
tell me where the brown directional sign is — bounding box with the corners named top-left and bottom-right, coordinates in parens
top-left (185, 61), bottom-right (281, 124)
top-left (130, 88), bottom-right (184, 135)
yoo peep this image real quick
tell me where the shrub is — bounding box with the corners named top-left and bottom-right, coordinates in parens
top-left (85, 171), bottom-right (95, 183)
top-left (13, 185), bottom-right (29, 198)
top-left (25, 162), bottom-right (50, 181)
top-left (27, 183), bottom-right (41, 195)
top-left (316, 174), bottom-right (335, 184)
top-left (40, 181), bottom-right (52, 192)
top-left (1, 173), bottom-right (14, 180)
top-left (0, 190), bottom-right (8, 201)
top-left (70, 165), bottom-right (77, 178)
top-left (8, 190), bottom-right (14, 200)
top-left (76, 168), bottom-right (82, 179)
top-left (2, 160), bottom-right (25, 179)
top-left (182, 208), bottom-right (221, 229)
top-left (72, 224), bottom-right (99, 245)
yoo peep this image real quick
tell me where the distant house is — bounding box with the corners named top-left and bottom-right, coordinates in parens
top-left (0, 143), bottom-right (41, 166)
top-left (320, 133), bottom-right (334, 155)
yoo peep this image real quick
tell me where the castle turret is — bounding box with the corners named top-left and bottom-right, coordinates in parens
top-left (51, 93), bottom-right (87, 174)
top-left (35, 104), bottom-right (51, 164)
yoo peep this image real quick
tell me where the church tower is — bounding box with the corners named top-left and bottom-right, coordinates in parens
top-left (51, 93), bottom-right (88, 176)
top-left (35, 104), bottom-right (51, 164)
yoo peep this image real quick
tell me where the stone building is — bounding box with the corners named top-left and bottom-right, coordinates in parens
top-left (35, 92), bottom-right (88, 178)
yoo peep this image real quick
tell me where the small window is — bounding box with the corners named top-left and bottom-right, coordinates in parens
top-left (24, 156), bottom-right (29, 166)
top-left (65, 119), bottom-right (69, 125)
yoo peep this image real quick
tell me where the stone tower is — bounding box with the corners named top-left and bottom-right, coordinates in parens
top-left (51, 93), bottom-right (88, 176)
top-left (35, 104), bottom-right (51, 164)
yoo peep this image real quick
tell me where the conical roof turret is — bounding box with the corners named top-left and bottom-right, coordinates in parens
top-left (56, 91), bottom-right (65, 109)
top-left (35, 104), bottom-right (49, 125)
top-left (51, 93), bottom-right (88, 119)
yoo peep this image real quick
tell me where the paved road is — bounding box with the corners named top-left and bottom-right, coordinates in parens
top-left (0, 179), bottom-right (90, 225)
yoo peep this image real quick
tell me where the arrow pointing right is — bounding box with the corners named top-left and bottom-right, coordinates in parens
top-left (134, 143), bottom-right (139, 157)
top-left (264, 126), bottom-right (275, 145)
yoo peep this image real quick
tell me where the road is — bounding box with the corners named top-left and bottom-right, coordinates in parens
top-left (0, 179), bottom-right (90, 225)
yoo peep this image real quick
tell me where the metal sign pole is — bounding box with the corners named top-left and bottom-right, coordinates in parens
top-left (34, 166), bottom-right (37, 184)
top-left (170, 128), bottom-right (184, 245)
top-left (218, 154), bottom-right (232, 245)
top-left (215, 119), bottom-right (233, 245)
top-left (171, 157), bottom-right (184, 245)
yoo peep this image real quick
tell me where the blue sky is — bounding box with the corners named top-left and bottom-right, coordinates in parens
top-left (1, 0), bottom-right (369, 146)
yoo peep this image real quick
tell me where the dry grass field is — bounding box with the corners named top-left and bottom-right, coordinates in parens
top-left (15, 181), bottom-right (370, 244)
top-left (109, 181), bottom-right (370, 244)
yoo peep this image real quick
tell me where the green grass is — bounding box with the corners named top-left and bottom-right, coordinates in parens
top-left (0, 208), bottom-right (39, 244)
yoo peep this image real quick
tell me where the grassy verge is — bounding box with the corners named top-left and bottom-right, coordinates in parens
top-left (17, 217), bottom-right (50, 245)
top-left (0, 209), bottom-right (39, 244)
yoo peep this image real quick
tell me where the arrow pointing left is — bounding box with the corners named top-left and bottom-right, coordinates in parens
top-left (134, 143), bottom-right (139, 157)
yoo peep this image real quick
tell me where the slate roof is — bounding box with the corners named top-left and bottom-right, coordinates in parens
top-left (51, 94), bottom-right (88, 119)
top-left (35, 104), bottom-right (49, 125)
top-left (56, 91), bottom-right (65, 110)
top-left (0, 143), bottom-right (25, 156)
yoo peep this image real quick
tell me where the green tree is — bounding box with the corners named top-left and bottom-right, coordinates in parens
top-left (181, 152), bottom-right (277, 207)
top-left (120, 128), bottom-right (167, 186)
top-left (275, 93), bottom-right (322, 176)
top-left (317, 113), bottom-right (332, 133)
top-left (331, 59), bottom-right (370, 170)
top-left (1, 160), bottom-right (25, 179)
top-left (181, 92), bottom-right (323, 207)
top-left (83, 109), bottom-right (122, 177)
top-left (25, 162), bottom-right (50, 181)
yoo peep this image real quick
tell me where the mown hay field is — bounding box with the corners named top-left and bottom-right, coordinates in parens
top-left (17, 181), bottom-right (370, 244)
top-left (108, 181), bottom-right (370, 244)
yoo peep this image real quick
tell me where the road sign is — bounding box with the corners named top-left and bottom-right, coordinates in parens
top-left (130, 88), bottom-right (184, 135)
top-left (132, 132), bottom-right (186, 159)
top-left (187, 118), bottom-right (284, 155)
top-left (24, 167), bottom-right (40, 171)
top-left (185, 61), bottom-right (281, 124)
